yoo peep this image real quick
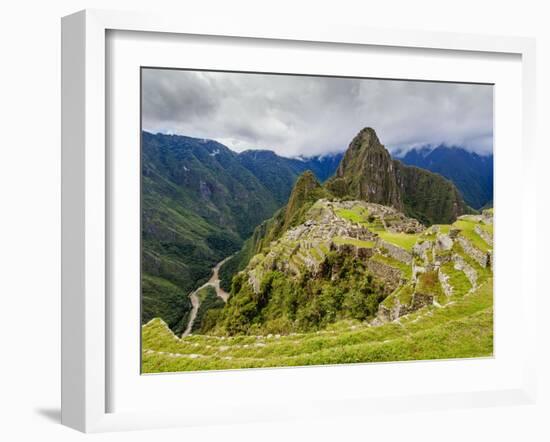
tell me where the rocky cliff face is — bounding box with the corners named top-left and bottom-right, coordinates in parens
top-left (328, 128), bottom-right (404, 211)
top-left (327, 127), bottom-right (470, 225)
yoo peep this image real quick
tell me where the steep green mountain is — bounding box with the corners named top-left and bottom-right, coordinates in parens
top-left (394, 145), bottom-right (493, 210)
top-left (393, 161), bottom-right (469, 225)
top-left (326, 128), bottom-right (471, 224)
top-left (141, 131), bottom-right (342, 333)
top-left (327, 128), bottom-right (403, 209)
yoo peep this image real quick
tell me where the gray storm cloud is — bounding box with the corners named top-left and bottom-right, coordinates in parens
top-left (142, 69), bottom-right (493, 157)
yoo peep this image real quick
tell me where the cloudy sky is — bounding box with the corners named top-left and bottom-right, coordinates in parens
top-left (142, 68), bottom-right (493, 157)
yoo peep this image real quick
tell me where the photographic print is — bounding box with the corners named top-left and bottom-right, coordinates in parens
top-left (140, 69), bottom-right (494, 373)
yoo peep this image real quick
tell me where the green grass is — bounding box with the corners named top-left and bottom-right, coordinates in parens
top-left (416, 270), bottom-right (450, 305)
top-left (142, 199), bottom-right (493, 373)
top-left (479, 223), bottom-right (493, 236)
top-left (453, 242), bottom-right (491, 284)
top-left (396, 284), bottom-right (414, 305)
top-left (369, 221), bottom-right (385, 232)
top-left (377, 231), bottom-right (419, 252)
top-left (334, 205), bottom-right (385, 231)
top-left (440, 261), bottom-right (472, 298)
top-left (381, 284), bottom-right (414, 309)
top-left (453, 219), bottom-right (491, 252)
top-left (142, 279), bottom-right (493, 372)
top-left (334, 205), bottom-right (419, 253)
top-left (437, 225), bottom-right (451, 235)
top-left (421, 225), bottom-right (451, 241)
top-left (333, 237), bottom-right (375, 248)
top-left (335, 206), bottom-right (369, 224)
top-left (309, 247), bottom-right (322, 261)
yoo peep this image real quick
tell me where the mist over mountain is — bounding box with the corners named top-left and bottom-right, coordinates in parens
top-left (142, 69), bottom-right (493, 157)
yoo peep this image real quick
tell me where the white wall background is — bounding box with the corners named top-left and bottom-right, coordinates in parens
top-left (0, 1), bottom-right (548, 441)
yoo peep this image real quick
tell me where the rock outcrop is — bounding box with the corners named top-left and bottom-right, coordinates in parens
top-left (283, 171), bottom-right (330, 231)
top-left (326, 127), bottom-right (470, 225)
top-left (329, 128), bottom-right (403, 211)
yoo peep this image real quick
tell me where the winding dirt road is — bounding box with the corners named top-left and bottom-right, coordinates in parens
top-left (181, 256), bottom-right (233, 337)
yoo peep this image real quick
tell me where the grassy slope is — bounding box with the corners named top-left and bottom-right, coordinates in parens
top-left (142, 279), bottom-right (493, 372)
top-left (141, 274), bottom-right (193, 334)
top-left (378, 231), bottom-right (419, 252)
top-left (333, 237), bottom-right (375, 248)
top-left (454, 217), bottom-right (491, 252)
top-left (335, 204), bottom-right (419, 251)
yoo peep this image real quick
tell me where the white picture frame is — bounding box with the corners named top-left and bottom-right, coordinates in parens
top-left (61, 9), bottom-right (538, 433)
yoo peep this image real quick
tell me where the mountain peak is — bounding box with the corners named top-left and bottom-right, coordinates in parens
top-left (350, 127), bottom-right (382, 149)
top-left (283, 171), bottom-right (329, 230)
top-left (295, 170), bottom-right (319, 186)
top-left (287, 171), bottom-right (324, 212)
top-left (326, 127), bottom-right (470, 224)
top-left (330, 127), bottom-right (403, 210)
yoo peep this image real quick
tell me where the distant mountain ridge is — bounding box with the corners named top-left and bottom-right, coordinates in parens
top-left (237, 149), bottom-right (343, 204)
top-left (393, 145), bottom-right (493, 210)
